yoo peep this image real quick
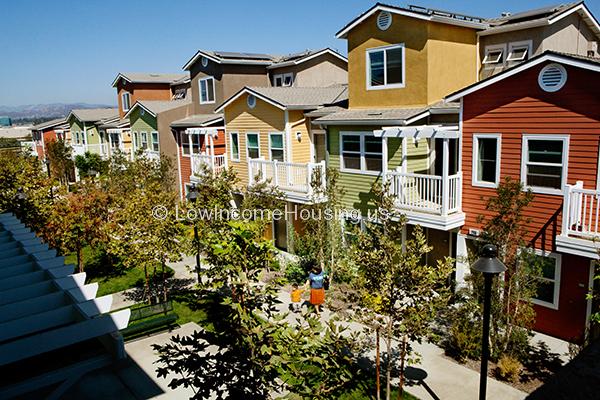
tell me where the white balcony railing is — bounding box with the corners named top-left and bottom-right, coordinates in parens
top-left (248, 159), bottom-right (326, 197)
top-left (191, 154), bottom-right (227, 177)
top-left (385, 170), bottom-right (462, 216)
top-left (70, 143), bottom-right (109, 158)
top-left (562, 181), bottom-right (600, 239)
top-left (71, 144), bottom-right (86, 157)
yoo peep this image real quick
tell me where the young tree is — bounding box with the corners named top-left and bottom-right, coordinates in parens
top-left (75, 151), bottom-right (108, 177)
top-left (45, 139), bottom-right (74, 185)
top-left (353, 183), bottom-right (454, 399)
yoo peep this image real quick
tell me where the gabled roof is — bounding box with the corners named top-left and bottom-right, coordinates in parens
top-left (335, 2), bottom-right (487, 39)
top-left (479, 2), bottom-right (600, 37)
top-left (183, 50), bottom-right (276, 70)
top-left (111, 72), bottom-right (188, 87)
top-left (445, 50), bottom-right (600, 102)
top-left (31, 117), bottom-right (67, 131)
top-left (170, 114), bottom-right (224, 128)
top-left (67, 108), bottom-right (119, 123)
top-left (215, 85), bottom-right (348, 113)
top-left (267, 48), bottom-right (347, 69)
top-left (98, 117), bottom-right (130, 129)
top-left (124, 100), bottom-right (190, 119)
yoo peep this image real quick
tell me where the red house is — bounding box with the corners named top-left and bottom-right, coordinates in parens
top-left (447, 51), bottom-right (600, 343)
top-left (31, 118), bottom-right (68, 159)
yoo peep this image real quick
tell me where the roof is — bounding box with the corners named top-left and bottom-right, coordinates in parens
top-left (98, 118), bottom-right (130, 129)
top-left (214, 85), bottom-right (348, 112)
top-left (304, 106), bottom-right (348, 118)
top-left (479, 2), bottom-right (600, 37)
top-left (446, 50), bottom-right (600, 102)
top-left (170, 114), bottom-right (224, 128)
top-left (124, 99), bottom-right (190, 119)
top-left (31, 117), bottom-right (67, 131)
top-left (267, 48), bottom-right (348, 69)
top-left (336, 3), bottom-right (487, 39)
top-left (68, 108), bottom-right (118, 123)
top-left (111, 72), bottom-right (188, 87)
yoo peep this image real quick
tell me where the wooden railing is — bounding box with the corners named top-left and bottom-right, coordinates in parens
top-left (385, 170), bottom-right (462, 215)
top-left (562, 181), bottom-right (600, 239)
top-left (248, 159), bottom-right (326, 196)
top-left (191, 154), bottom-right (227, 176)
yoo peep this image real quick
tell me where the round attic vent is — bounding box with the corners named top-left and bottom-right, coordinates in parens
top-left (538, 63), bottom-right (567, 92)
top-left (377, 11), bottom-right (392, 31)
top-left (201, 56), bottom-right (209, 67)
top-left (247, 94), bottom-right (256, 109)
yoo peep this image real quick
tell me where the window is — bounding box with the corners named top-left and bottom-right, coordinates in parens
top-left (121, 92), bottom-right (131, 112)
top-left (199, 77), bottom-right (215, 104)
top-left (530, 251), bottom-right (561, 309)
top-left (230, 132), bottom-right (240, 161)
top-left (273, 73), bottom-right (293, 87)
top-left (521, 135), bottom-right (568, 194)
top-left (482, 45), bottom-right (505, 66)
top-left (75, 132), bottom-right (80, 145)
top-left (269, 133), bottom-right (284, 162)
top-left (141, 132), bottom-right (148, 150)
top-left (473, 134), bottom-right (501, 187)
top-left (181, 132), bottom-right (190, 155)
top-left (507, 41), bottom-right (532, 62)
top-left (191, 134), bottom-right (201, 154)
top-left (151, 132), bottom-right (159, 152)
top-left (172, 88), bottom-right (186, 100)
top-left (340, 133), bottom-right (382, 173)
top-left (246, 133), bottom-right (260, 159)
top-left (133, 132), bottom-right (139, 149)
top-left (367, 44), bottom-right (404, 89)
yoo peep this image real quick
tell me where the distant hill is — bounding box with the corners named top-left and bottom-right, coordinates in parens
top-left (0, 103), bottom-right (115, 124)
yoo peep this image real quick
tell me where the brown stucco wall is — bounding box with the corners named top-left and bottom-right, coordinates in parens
top-left (116, 82), bottom-right (173, 119)
top-left (269, 53), bottom-right (348, 87)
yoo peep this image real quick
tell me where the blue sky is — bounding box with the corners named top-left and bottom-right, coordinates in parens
top-left (1, 0), bottom-right (599, 106)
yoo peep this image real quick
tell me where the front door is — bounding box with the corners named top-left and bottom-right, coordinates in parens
top-left (313, 132), bottom-right (326, 163)
top-left (433, 138), bottom-right (458, 176)
top-left (273, 217), bottom-right (287, 251)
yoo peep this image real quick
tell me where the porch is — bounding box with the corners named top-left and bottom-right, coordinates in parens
top-left (191, 154), bottom-right (227, 178)
top-left (556, 181), bottom-right (600, 259)
top-left (376, 125), bottom-right (465, 230)
top-left (248, 159), bottom-right (326, 203)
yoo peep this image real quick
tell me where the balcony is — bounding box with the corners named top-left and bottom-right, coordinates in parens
top-left (248, 159), bottom-right (326, 203)
top-left (190, 154), bottom-right (227, 179)
top-left (556, 181), bottom-right (600, 259)
top-left (384, 169), bottom-right (464, 230)
top-left (70, 143), bottom-right (109, 159)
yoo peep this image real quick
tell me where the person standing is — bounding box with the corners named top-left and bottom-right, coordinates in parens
top-left (305, 262), bottom-right (325, 315)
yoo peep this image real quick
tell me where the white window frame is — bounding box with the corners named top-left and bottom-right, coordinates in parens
top-left (482, 44), bottom-right (506, 67)
top-left (229, 132), bottom-right (240, 161)
top-left (151, 131), bottom-right (159, 152)
top-left (199, 76), bottom-right (215, 104)
top-left (472, 133), bottom-right (501, 188)
top-left (273, 73), bottom-right (294, 87)
top-left (268, 132), bottom-right (285, 162)
top-left (520, 134), bottom-right (569, 195)
top-left (366, 43), bottom-right (405, 90)
top-left (339, 131), bottom-right (383, 175)
top-left (245, 132), bottom-right (260, 160)
top-left (507, 40), bottom-right (532, 62)
top-left (121, 92), bottom-right (131, 112)
top-left (530, 249), bottom-right (561, 310)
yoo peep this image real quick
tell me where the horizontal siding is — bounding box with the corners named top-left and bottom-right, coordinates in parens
top-left (461, 62), bottom-right (600, 252)
top-left (290, 110), bottom-right (311, 164)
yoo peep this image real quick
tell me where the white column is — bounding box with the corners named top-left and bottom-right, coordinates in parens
top-left (382, 136), bottom-right (389, 185)
top-left (401, 137), bottom-right (408, 173)
top-left (442, 138), bottom-right (449, 216)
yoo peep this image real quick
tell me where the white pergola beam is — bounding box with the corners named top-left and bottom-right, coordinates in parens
top-left (0, 291), bottom-right (71, 323)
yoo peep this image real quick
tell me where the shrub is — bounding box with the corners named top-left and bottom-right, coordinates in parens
top-left (285, 261), bottom-right (307, 285)
top-left (496, 355), bottom-right (522, 383)
top-left (446, 299), bottom-right (482, 362)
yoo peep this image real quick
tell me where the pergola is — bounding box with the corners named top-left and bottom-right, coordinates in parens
top-left (0, 213), bottom-right (130, 399)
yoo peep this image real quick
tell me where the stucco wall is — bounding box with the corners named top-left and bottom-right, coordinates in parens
top-left (116, 82), bottom-right (173, 119)
top-left (270, 53), bottom-right (348, 87)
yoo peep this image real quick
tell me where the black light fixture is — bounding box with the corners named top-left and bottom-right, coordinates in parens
top-left (186, 184), bottom-right (201, 283)
top-left (471, 244), bottom-right (507, 400)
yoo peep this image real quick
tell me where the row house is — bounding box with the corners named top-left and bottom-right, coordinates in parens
top-left (30, 118), bottom-right (68, 160)
top-left (447, 52), bottom-right (600, 343)
top-left (214, 85), bottom-right (347, 249)
top-left (171, 48), bottom-right (348, 196)
top-left (66, 108), bottom-right (118, 160)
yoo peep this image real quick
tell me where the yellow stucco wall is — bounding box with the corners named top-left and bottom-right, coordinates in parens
top-left (346, 12), bottom-right (477, 108)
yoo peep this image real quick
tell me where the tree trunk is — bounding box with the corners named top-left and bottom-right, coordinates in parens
top-left (376, 326), bottom-right (381, 400)
top-left (161, 260), bottom-right (167, 303)
top-left (385, 321), bottom-right (392, 400)
top-left (144, 265), bottom-right (151, 304)
top-left (398, 335), bottom-right (407, 400)
top-left (76, 246), bottom-right (84, 273)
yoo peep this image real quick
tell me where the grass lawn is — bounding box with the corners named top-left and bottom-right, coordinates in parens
top-left (339, 387), bottom-right (419, 399)
top-left (173, 300), bottom-right (208, 326)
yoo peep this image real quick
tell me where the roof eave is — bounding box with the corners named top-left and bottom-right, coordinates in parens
top-left (313, 119), bottom-right (410, 126)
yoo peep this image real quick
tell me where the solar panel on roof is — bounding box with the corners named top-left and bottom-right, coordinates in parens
top-left (213, 51), bottom-right (273, 60)
top-left (498, 4), bottom-right (563, 22)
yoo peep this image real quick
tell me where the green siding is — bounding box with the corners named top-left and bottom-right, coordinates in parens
top-left (69, 116), bottom-right (82, 138)
top-left (86, 125), bottom-right (100, 146)
top-left (327, 126), bottom-right (431, 215)
top-left (129, 107), bottom-right (157, 134)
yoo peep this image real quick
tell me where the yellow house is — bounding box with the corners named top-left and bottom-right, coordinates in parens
top-left (215, 85), bottom-right (347, 248)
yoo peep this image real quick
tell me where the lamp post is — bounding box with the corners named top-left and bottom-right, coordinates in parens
top-left (186, 184), bottom-right (201, 283)
top-left (471, 244), bottom-right (507, 400)
top-left (15, 187), bottom-right (27, 221)
top-left (44, 158), bottom-right (54, 201)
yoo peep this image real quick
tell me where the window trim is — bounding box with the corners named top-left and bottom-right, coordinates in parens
top-left (482, 44), bottom-right (506, 67)
top-left (520, 134), bottom-right (569, 195)
top-left (268, 132), bottom-right (285, 162)
top-left (273, 72), bottom-right (294, 87)
top-left (507, 40), bottom-right (532, 62)
top-left (245, 132), bottom-right (260, 160)
top-left (339, 131), bottom-right (383, 176)
top-left (180, 132), bottom-right (191, 157)
top-left (199, 76), bottom-right (216, 104)
top-left (366, 43), bottom-right (405, 91)
top-left (121, 92), bottom-right (131, 112)
top-left (229, 132), bottom-right (240, 161)
top-left (472, 133), bottom-right (501, 188)
top-left (151, 131), bottom-right (159, 152)
top-left (530, 249), bottom-right (561, 310)
top-left (133, 131), bottom-right (139, 150)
